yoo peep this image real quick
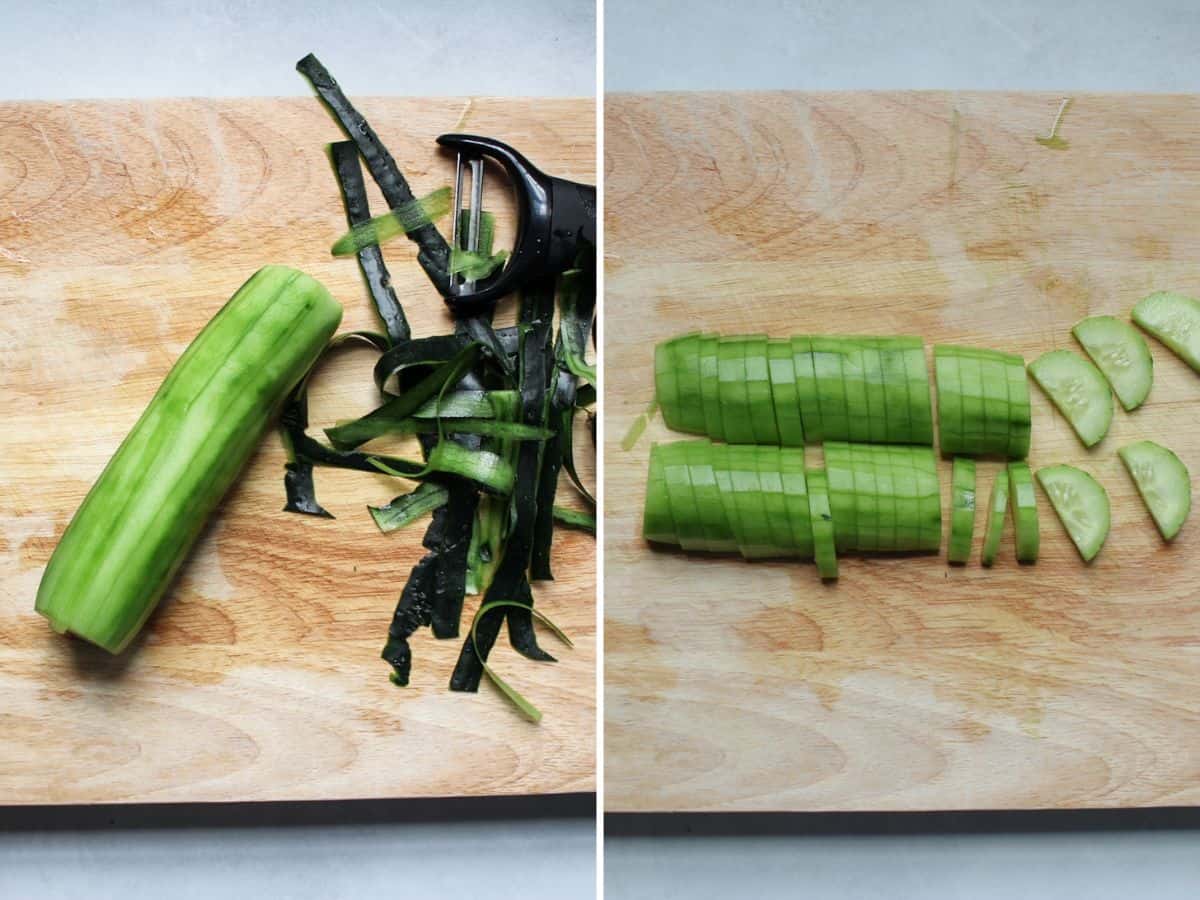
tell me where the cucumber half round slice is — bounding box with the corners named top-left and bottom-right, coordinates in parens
top-left (1028, 349), bottom-right (1113, 448)
top-left (1036, 464), bottom-right (1110, 562)
top-left (1072, 316), bottom-right (1153, 411)
top-left (1133, 291), bottom-right (1200, 373)
top-left (1119, 440), bottom-right (1192, 540)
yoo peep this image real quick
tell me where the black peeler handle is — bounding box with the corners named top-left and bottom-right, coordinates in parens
top-left (436, 133), bottom-right (596, 313)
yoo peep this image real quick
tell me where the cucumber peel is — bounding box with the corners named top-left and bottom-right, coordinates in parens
top-left (1119, 440), bottom-right (1192, 540)
top-left (981, 470), bottom-right (1009, 567)
top-left (948, 457), bottom-right (977, 564)
top-left (1008, 461), bottom-right (1040, 563)
top-left (1072, 316), bottom-right (1153, 411)
top-left (1132, 291), bottom-right (1200, 373)
top-left (1028, 349), bottom-right (1113, 447)
top-left (1036, 465), bottom-right (1110, 562)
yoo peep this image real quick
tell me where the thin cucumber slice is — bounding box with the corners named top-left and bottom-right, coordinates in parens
top-left (698, 334), bottom-right (725, 441)
top-left (878, 340), bottom-right (913, 444)
top-left (1006, 361), bottom-right (1032, 459)
top-left (757, 447), bottom-right (797, 553)
top-left (660, 445), bottom-right (707, 552)
top-left (840, 344), bottom-right (871, 444)
top-left (744, 335), bottom-right (781, 445)
top-left (861, 344), bottom-right (890, 444)
top-left (1132, 291), bottom-right (1200, 373)
top-left (948, 457), bottom-right (977, 564)
top-left (822, 441), bottom-right (858, 552)
top-left (668, 332), bottom-right (707, 433)
top-left (726, 445), bottom-right (786, 558)
top-left (934, 347), bottom-right (963, 456)
top-left (643, 446), bottom-right (678, 545)
top-left (904, 344), bottom-right (935, 445)
top-left (683, 441), bottom-right (739, 553)
top-left (1008, 461), bottom-right (1040, 563)
top-left (1028, 349), bottom-right (1113, 448)
top-left (1036, 464), bottom-right (1110, 562)
top-left (980, 471), bottom-right (1009, 567)
top-left (767, 339), bottom-right (806, 446)
top-left (851, 442), bottom-right (879, 552)
top-left (811, 337), bottom-right (850, 441)
top-left (717, 337), bottom-right (755, 444)
top-left (1072, 316), bottom-right (1153, 411)
top-left (873, 449), bottom-right (898, 551)
top-left (778, 448), bottom-right (814, 557)
top-left (654, 341), bottom-right (683, 432)
top-left (1119, 440), bottom-right (1192, 540)
top-left (806, 467), bottom-right (838, 580)
top-left (711, 443), bottom-right (749, 552)
top-left (792, 336), bottom-right (823, 443)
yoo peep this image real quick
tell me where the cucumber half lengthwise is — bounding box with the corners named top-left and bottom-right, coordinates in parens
top-left (1072, 316), bottom-right (1153, 411)
top-left (1119, 440), bottom-right (1192, 540)
top-left (36, 266), bottom-right (344, 653)
top-left (1037, 465), bottom-right (1110, 562)
top-left (1028, 349), bottom-right (1113, 448)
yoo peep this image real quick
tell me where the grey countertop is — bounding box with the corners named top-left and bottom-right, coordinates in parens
top-left (0, 2), bottom-right (594, 899)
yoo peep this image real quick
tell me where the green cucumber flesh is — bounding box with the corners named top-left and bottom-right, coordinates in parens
top-left (1007, 461), bottom-right (1040, 563)
top-left (1132, 291), bottom-right (1200, 373)
top-left (1072, 316), bottom-right (1153, 411)
top-left (806, 467), bottom-right (838, 579)
top-left (35, 266), bottom-right (343, 652)
top-left (980, 471), bottom-right (1009, 567)
top-left (1028, 349), bottom-right (1113, 448)
top-left (1119, 440), bottom-right (1192, 540)
top-left (948, 457), bottom-right (977, 564)
top-left (1036, 464), bottom-right (1110, 562)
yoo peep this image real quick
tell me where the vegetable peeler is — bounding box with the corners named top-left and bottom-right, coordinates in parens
top-left (437, 133), bottom-right (596, 314)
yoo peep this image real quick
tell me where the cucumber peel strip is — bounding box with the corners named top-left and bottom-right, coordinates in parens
top-left (552, 506), bottom-right (595, 533)
top-left (331, 186), bottom-right (453, 256)
top-left (470, 600), bottom-right (572, 723)
top-left (369, 483), bottom-right (450, 533)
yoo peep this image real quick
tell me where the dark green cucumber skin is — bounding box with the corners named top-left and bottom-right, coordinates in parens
top-left (35, 267), bottom-right (343, 653)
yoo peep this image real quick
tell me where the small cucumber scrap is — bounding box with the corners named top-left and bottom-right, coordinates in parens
top-left (1028, 350), bottom-right (1113, 447)
top-left (1072, 316), bottom-right (1153, 411)
top-left (948, 457), bottom-right (976, 564)
top-left (981, 471), bottom-right (1009, 567)
top-left (1008, 461), bottom-right (1040, 563)
top-left (1036, 465), bottom-right (1110, 562)
top-left (1119, 440), bottom-right (1192, 540)
top-left (1132, 291), bottom-right (1200, 373)
top-left (806, 467), bottom-right (838, 580)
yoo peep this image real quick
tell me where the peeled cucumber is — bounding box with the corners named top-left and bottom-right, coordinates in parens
top-left (948, 457), bottom-right (977, 564)
top-left (981, 471), bottom-right (1009, 567)
top-left (1028, 349), bottom-right (1113, 448)
top-left (1036, 464), bottom-right (1110, 562)
top-left (36, 266), bottom-right (343, 653)
top-left (1008, 461), bottom-right (1040, 563)
top-left (1072, 316), bottom-right (1153, 411)
top-left (1119, 440), bottom-right (1192, 540)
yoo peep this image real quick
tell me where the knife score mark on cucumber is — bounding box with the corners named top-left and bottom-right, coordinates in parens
top-left (288, 55), bottom-right (595, 715)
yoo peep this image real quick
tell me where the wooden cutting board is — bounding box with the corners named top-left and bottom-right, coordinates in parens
top-left (0, 96), bottom-right (595, 804)
top-left (605, 91), bottom-right (1200, 812)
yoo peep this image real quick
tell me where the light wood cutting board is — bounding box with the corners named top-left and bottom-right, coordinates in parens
top-left (605, 91), bottom-right (1200, 812)
top-left (0, 96), bottom-right (595, 804)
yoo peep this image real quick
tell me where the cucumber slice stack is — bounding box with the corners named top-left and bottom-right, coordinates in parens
top-left (1133, 291), bottom-right (1200, 373)
top-left (643, 439), bottom-right (943, 577)
top-left (1072, 316), bottom-right (1153, 411)
top-left (1028, 350), bottom-right (1113, 448)
top-left (933, 345), bottom-right (1031, 459)
top-left (1036, 464), bottom-right (1110, 562)
top-left (1119, 440), bottom-right (1192, 540)
top-left (654, 333), bottom-right (933, 447)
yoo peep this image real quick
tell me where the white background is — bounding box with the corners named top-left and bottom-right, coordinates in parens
top-left (0, 2), bottom-right (595, 899)
top-left (605, 0), bottom-right (1200, 898)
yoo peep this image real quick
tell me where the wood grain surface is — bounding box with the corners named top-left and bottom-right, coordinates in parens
top-left (604, 92), bottom-right (1200, 812)
top-left (0, 96), bottom-right (595, 804)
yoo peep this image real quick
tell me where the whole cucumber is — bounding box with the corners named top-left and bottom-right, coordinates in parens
top-left (36, 266), bottom-right (343, 653)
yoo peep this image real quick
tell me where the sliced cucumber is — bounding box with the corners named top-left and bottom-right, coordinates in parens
top-left (683, 440), bottom-right (738, 553)
top-left (1036, 464), bottom-right (1110, 562)
top-left (1132, 291), bottom-right (1200, 373)
top-left (717, 337), bottom-right (754, 444)
top-left (980, 470), bottom-right (1009, 567)
top-left (642, 446), bottom-right (678, 545)
top-left (1008, 461), bottom-right (1040, 563)
top-left (1027, 349), bottom-right (1113, 448)
top-left (743, 335), bottom-right (780, 445)
top-left (806, 467), bottom-right (838, 580)
top-left (1072, 316), bottom-right (1153, 411)
top-left (1119, 440), bottom-right (1192, 540)
top-left (767, 339), bottom-right (806, 446)
top-left (948, 457), bottom-right (977, 564)
top-left (698, 334), bottom-right (725, 441)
